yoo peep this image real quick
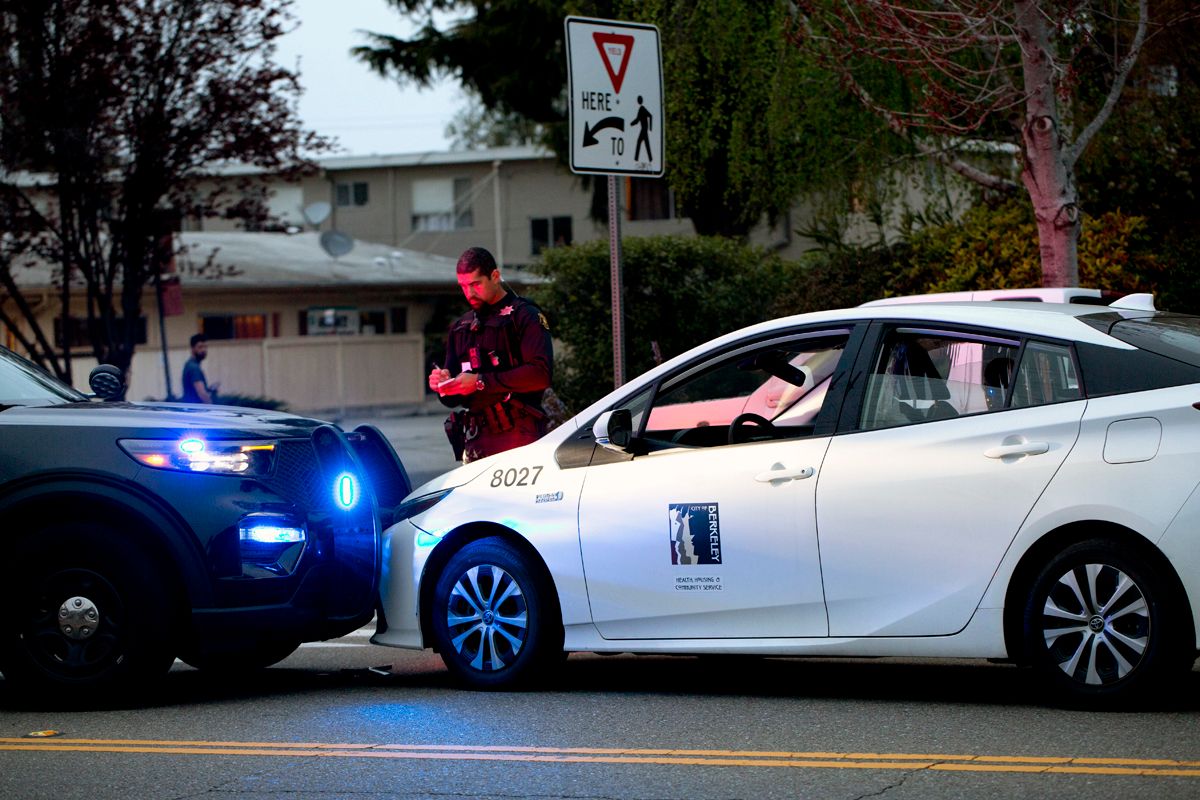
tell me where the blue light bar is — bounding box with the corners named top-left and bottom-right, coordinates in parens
top-left (239, 521), bottom-right (305, 544)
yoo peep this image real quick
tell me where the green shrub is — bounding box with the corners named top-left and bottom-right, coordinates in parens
top-left (898, 200), bottom-right (1164, 295)
top-left (530, 236), bottom-right (791, 413)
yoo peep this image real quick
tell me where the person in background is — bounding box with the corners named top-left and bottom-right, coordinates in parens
top-left (181, 333), bottom-right (219, 403)
top-left (429, 246), bottom-right (553, 462)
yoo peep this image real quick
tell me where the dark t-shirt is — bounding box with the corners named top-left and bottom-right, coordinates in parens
top-left (181, 357), bottom-right (208, 403)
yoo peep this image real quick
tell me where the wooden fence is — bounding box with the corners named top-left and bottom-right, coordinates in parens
top-left (70, 334), bottom-right (427, 414)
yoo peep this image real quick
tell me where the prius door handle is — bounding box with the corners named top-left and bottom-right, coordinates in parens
top-left (754, 466), bottom-right (815, 483)
top-left (984, 441), bottom-right (1050, 459)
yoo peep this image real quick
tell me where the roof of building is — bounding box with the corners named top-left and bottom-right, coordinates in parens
top-left (5, 231), bottom-right (542, 291)
top-left (209, 144), bottom-right (551, 177)
top-left (177, 231), bottom-right (458, 288)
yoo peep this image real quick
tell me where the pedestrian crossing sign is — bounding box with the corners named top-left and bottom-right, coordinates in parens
top-left (565, 16), bottom-right (664, 177)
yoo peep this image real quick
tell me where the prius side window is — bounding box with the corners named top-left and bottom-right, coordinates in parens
top-left (1011, 342), bottom-right (1081, 408)
top-left (860, 331), bottom-right (1020, 430)
top-left (641, 335), bottom-right (848, 448)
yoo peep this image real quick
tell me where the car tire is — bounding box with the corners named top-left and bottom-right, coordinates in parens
top-left (431, 537), bottom-right (562, 689)
top-left (0, 522), bottom-right (176, 700)
top-left (1021, 538), bottom-right (1192, 707)
top-left (178, 640), bottom-right (300, 673)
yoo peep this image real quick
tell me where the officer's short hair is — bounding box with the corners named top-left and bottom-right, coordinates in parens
top-left (457, 246), bottom-right (497, 276)
top-left (190, 333), bottom-right (207, 348)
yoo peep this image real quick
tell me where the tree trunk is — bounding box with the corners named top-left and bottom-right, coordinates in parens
top-left (1015, 0), bottom-right (1080, 288)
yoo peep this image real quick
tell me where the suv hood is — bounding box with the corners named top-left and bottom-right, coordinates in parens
top-left (0, 401), bottom-right (331, 438)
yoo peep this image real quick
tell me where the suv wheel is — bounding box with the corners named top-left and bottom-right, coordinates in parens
top-left (0, 522), bottom-right (176, 700)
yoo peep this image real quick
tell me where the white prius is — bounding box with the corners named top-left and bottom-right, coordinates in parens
top-left (374, 295), bottom-right (1200, 706)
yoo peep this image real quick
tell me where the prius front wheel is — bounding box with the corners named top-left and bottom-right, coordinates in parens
top-left (431, 537), bottom-right (562, 689)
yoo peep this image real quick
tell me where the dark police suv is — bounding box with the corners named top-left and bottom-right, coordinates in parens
top-left (0, 347), bottom-right (410, 699)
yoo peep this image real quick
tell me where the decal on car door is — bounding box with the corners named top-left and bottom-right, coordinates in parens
top-left (668, 503), bottom-right (722, 565)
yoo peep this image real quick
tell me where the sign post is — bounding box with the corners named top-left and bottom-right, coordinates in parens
top-left (565, 16), bottom-right (663, 387)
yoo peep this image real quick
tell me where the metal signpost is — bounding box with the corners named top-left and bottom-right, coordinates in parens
top-left (565, 16), bottom-right (663, 388)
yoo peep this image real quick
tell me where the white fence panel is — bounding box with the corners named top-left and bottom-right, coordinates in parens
top-left (70, 334), bottom-right (425, 413)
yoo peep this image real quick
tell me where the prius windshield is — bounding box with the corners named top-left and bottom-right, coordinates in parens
top-left (0, 347), bottom-right (87, 407)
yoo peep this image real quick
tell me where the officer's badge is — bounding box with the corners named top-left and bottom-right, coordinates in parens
top-left (500, 305), bottom-right (514, 316)
top-left (538, 312), bottom-right (550, 331)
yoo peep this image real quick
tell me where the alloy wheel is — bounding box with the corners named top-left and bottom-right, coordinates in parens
top-left (444, 564), bottom-right (529, 672)
top-left (1041, 562), bottom-right (1150, 687)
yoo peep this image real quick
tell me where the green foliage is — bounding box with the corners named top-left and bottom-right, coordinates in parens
top-left (628, 0), bottom-right (894, 237)
top-left (529, 236), bottom-right (790, 412)
top-left (770, 245), bottom-right (914, 317)
top-left (895, 201), bottom-right (1164, 296)
top-left (1071, 2), bottom-right (1200, 311)
top-left (362, 0), bottom-right (891, 240)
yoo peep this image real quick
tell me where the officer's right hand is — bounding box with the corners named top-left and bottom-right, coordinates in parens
top-left (428, 367), bottom-right (451, 393)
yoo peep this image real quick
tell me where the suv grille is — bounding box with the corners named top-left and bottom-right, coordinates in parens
top-left (266, 440), bottom-right (324, 511)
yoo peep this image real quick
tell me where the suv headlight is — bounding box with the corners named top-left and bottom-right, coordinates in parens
top-left (119, 437), bottom-right (277, 475)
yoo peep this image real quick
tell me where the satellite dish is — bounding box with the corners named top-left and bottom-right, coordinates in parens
top-left (303, 201), bottom-right (332, 227)
top-left (319, 230), bottom-right (354, 259)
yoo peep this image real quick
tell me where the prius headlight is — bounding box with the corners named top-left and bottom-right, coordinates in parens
top-left (393, 488), bottom-right (454, 522)
top-left (119, 437), bottom-right (277, 475)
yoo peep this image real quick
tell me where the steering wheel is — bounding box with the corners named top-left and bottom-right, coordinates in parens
top-left (728, 412), bottom-right (775, 445)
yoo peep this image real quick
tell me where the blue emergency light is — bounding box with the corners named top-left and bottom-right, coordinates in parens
top-left (335, 472), bottom-right (359, 510)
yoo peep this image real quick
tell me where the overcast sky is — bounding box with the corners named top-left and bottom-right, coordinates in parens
top-left (275, 0), bottom-right (462, 156)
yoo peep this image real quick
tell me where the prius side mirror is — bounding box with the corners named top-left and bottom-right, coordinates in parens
top-left (592, 409), bottom-right (633, 452)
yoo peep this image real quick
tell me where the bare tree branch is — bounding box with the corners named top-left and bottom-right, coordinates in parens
top-left (1067, 0), bottom-right (1148, 166)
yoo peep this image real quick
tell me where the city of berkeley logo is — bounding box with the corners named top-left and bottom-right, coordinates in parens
top-left (668, 502), bottom-right (721, 565)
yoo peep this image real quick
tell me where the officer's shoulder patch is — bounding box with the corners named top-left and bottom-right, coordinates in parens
top-left (538, 312), bottom-right (550, 331)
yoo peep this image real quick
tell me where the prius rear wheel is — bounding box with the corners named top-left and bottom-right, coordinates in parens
top-left (431, 537), bottom-right (561, 689)
top-left (1022, 539), bottom-right (1193, 706)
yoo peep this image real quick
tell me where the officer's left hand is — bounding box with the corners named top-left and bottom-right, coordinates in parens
top-left (437, 372), bottom-right (479, 396)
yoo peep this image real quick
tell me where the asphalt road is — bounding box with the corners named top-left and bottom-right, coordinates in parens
top-left (2, 629), bottom-right (1199, 799)
top-left (4, 409), bottom-right (1199, 798)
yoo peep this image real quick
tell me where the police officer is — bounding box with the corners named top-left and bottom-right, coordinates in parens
top-left (428, 247), bottom-right (554, 462)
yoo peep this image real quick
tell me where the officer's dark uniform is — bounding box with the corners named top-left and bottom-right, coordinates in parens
top-left (441, 290), bottom-right (553, 462)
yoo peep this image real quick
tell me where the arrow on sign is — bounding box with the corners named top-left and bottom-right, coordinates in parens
top-left (582, 116), bottom-right (625, 147)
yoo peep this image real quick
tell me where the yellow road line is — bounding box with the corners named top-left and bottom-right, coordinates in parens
top-left (1, 738), bottom-right (1197, 777)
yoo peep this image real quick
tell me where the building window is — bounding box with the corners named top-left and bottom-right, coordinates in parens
top-left (304, 307), bottom-right (359, 335)
top-left (335, 181), bottom-right (369, 207)
top-left (55, 316), bottom-right (147, 349)
top-left (390, 306), bottom-right (408, 334)
top-left (627, 178), bottom-right (675, 221)
top-left (412, 177), bottom-right (473, 232)
top-left (531, 216), bottom-right (573, 255)
top-left (360, 310), bottom-right (386, 335)
top-left (1142, 64), bottom-right (1179, 97)
top-left (201, 313), bottom-right (267, 340)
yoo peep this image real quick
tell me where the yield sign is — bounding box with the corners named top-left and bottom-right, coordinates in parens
top-left (592, 32), bottom-right (635, 94)
top-left (566, 16), bottom-right (663, 177)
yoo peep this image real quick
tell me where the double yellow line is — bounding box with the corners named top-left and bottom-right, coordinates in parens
top-left (3, 738), bottom-right (1200, 777)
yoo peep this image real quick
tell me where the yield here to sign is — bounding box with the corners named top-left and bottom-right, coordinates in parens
top-left (565, 16), bottom-right (664, 177)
